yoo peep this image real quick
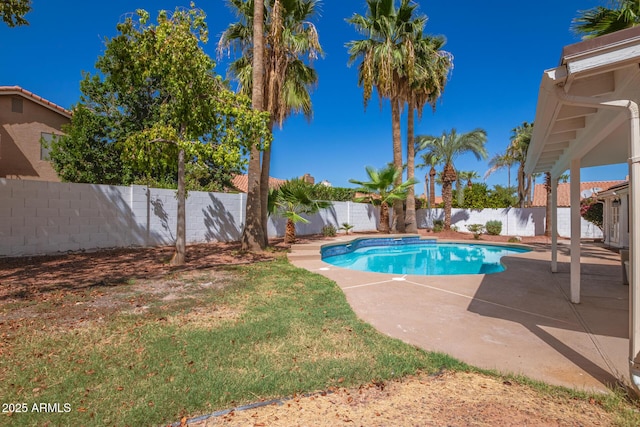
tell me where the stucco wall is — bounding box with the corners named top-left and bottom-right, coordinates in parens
top-left (0, 95), bottom-right (68, 181)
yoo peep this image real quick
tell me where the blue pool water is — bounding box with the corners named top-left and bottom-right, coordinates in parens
top-left (321, 237), bottom-right (531, 275)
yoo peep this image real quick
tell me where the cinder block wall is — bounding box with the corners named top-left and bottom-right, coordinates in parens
top-left (0, 179), bottom-right (380, 256)
top-left (0, 178), bottom-right (602, 257)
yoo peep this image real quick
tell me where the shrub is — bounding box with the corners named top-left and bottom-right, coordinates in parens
top-left (466, 224), bottom-right (485, 239)
top-left (508, 236), bottom-right (521, 243)
top-left (580, 197), bottom-right (603, 230)
top-left (339, 222), bottom-right (354, 235)
top-left (432, 219), bottom-right (444, 232)
top-left (322, 224), bottom-right (337, 237)
top-left (485, 220), bottom-right (502, 236)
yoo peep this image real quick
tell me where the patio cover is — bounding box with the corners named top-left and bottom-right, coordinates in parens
top-left (525, 26), bottom-right (640, 392)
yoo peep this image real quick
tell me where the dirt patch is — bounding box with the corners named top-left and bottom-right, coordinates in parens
top-left (193, 370), bottom-right (620, 427)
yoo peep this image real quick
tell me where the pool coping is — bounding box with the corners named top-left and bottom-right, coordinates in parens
top-left (288, 233), bottom-right (630, 394)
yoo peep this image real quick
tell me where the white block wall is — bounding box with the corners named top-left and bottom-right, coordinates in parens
top-left (0, 178), bottom-right (603, 257)
top-left (416, 207), bottom-right (602, 238)
top-left (0, 179), bottom-right (379, 257)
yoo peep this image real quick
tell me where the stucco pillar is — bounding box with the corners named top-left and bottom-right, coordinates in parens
top-left (551, 176), bottom-right (558, 273)
top-left (570, 159), bottom-right (581, 304)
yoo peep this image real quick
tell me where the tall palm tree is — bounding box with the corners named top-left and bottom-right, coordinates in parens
top-left (269, 178), bottom-right (331, 243)
top-left (455, 170), bottom-right (479, 206)
top-left (220, 0), bottom-right (322, 247)
top-left (239, 0), bottom-right (267, 252)
top-left (484, 152), bottom-right (515, 191)
top-left (572, 0), bottom-right (640, 39)
top-left (417, 151), bottom-right (441, 208)
top-left (349, 164), bottom-right (418, 234)
top-left (404, 34), bottom-right (453, 233)
top-left (347, 0), bottom-right (424, 233)
top-left (507, 121), bottom-right (533, 208)
top-left (416, 128), bottom-right (488, 230)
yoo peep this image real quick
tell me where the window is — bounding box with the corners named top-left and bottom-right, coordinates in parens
top-left (40, 132), bottom-right (54, 161)
top-left (11, 97), bottom-right (23, 113)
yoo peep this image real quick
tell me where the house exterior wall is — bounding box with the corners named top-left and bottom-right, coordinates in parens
top-left (601, 190), bottom-right (630, 249)
top-left (0, 94), bottom-right (69, 181)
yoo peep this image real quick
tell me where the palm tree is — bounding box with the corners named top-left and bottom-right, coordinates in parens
top-left (572, 0), bottom-right (640, 39)
top-left (349, 164), bottom-right (418, 233)
top-left (417, 151), bottom-right (441, 208)
top-left (220, 0), bottom-right (322, 247)
top-left (416, 129), bottom-right (488, 230)
top-left (404, 34), bottom-right (453, 233)
top-left (484, 152), bottom-right (515, 196)
top-left (507, 122), bottom-right (533, 208)
top-left (347, 0), bottom-right (425, 233)
top-left (455, 170), bottom-right (479, 207)
top-left (238, 0), bottom-right (267, 252)
top-left (269, 178), bottom-right (331, 243)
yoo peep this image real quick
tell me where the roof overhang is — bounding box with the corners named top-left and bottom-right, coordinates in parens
top-left (525, 26), bottom-right (640, 178)
top-left (0, 85), bottom-right (72, 119)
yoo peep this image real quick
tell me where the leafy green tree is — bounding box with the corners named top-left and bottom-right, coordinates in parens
top-left (349, 164), bottom-right (418, 233)
top-left (1, 0), bottom-right (30, 27)
top-left (308, 185), bottom-right (356, 202)
top-left (416, 128), bottom-right (487, 230)
top-left (47, 105), bottom-right (126, 185)
top-left (269, 178), bottom-right (331, 243)
top-left (220, 0), bottom-right (323, 249)
top-left (347, 0), bottom-right (425, 233)
top-left (488, 184), bottom-right (518, 208)
top-left (50, 6), bottom-right (270, 264)
top-left (572, 0), bottom-right (640, 39)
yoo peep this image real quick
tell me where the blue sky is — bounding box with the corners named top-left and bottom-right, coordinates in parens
top-left (0, 0), bottom-right (627, 194)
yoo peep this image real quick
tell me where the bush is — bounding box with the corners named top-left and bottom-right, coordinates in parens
top-left (580, 197), bottom-right (603, 230)
top-left (322, 224), bottom-right (337, 237)
top-left (466, 224), bottom-right (485, 239)
top-left (485, 220), bottom-right (502, 236)
top-left (432, 219), bottom-right (444, 232)
top-left (508, 236), bottom-right (522, 243)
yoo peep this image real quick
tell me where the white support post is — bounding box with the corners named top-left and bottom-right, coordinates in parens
top-left (551, 175), bottom-right (558, 273)
top-left (570, 159), bottom-right (581, 304)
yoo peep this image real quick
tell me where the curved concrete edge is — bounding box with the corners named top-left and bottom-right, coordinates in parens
top-left (288, 235), bottom-right (630, 394)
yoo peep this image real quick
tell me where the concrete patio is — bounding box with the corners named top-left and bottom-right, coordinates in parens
top-left (288, 235), bottom-right (629, 393)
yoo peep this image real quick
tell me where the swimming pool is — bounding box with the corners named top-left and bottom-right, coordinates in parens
top-left (321, 236), bottom-right (531, 275)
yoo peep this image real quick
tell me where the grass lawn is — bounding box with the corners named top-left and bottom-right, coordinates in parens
top-left (1, 255), bottom-right (639, 426)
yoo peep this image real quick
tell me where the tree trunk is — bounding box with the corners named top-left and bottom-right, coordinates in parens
top-left (171, 148), bottom-right (186, 265)
top-left (517, 164), bottom-right (526, 209)
top-left (390, 96), bottom-right (404, 233)
top-left (379, 202), bottom-right (390, 233)
top-left (442, 163), bottom-right (456, 230)
top-left (405, 102), bottom-right (417, 233)
top-left (429, 167), bottom-right (436, 206)
top-left (241, 0), bottom-right (266, 252)
top-left (284, 218), bottom-right (296, 244)
top-left (260, 122), bottom-right (275, 248)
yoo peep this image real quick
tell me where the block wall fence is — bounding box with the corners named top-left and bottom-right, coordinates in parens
top-left (0, 179), bottom-right (601, 257)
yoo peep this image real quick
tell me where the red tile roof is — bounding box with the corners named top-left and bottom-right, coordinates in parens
top-left (531, 180), bottom-right (625, 207)
top-left (0, 85), bottom-right (72, 118)
top-left (229, 174), bottom-right (287, 193)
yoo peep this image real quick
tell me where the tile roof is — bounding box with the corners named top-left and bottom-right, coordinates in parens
top-left (531, 180), bottom-right (626, 207)
top-left (229, 174), bottom-right (287, 193)
top-left (0, 85), bottom-right (72, 118)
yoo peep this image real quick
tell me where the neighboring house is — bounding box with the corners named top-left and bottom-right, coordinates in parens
top-left (0, 86), bottom-right (71, 181)
top-left (228, 174), bottom-right (287, 193)
top-left (530, 180), bottom-right (625, 207)
top-left (597, 181), bottom-right (629, 249)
